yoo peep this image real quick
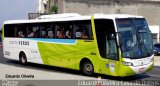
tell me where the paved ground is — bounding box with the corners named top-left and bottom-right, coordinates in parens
top-left (0, 46), bottom-right (160, 86)
top-left (0, 48), bottom-right (96, 80)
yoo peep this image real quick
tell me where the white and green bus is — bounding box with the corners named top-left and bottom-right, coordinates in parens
top-left (2, 13), bottom-right (154, 77)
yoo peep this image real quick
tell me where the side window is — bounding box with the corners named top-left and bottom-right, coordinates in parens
top-left (47, 25), bottom-right (55, 38)
top-left (73, 20), bottom-right (93, 39)
top-left (65, 24), bottom-right (73, 39)
top-left (36, 23), bottom-right (56, 38)
top-left (17, 24), bottom-right (26, 38)
top-left (74, 24), bottom-right (82, 39)
top-left (55, 22), bottom-right (73, 39)
top-left (56, 25), bottom-right (65, 38)
top-left (106, 33), bottom-right (118, 60)
top-left (40, 26), bottom-right (47, 38)
top-left (44, 24), bottom-right (55, 38)
top-left (27, 25), bottom-right (39, 38)
top-left (4, 24), bottom-right (15, 37)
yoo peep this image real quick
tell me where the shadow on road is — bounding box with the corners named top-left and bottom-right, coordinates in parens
top-left (0, 47), bottom-right (151, 81)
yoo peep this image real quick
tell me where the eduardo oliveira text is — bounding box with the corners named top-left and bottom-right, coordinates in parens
top-left (5, 74), bottom-right (34, 78)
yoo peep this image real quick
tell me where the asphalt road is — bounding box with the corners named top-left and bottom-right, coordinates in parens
top-left (0, 47), bottom-right (160, 86)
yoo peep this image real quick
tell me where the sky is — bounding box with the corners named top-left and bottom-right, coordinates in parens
top-left (0, 0), bottom-right (37, 29)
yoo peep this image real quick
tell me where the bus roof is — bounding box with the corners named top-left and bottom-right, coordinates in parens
top-left (93, 14), bottom-right (144, 19)
top-left (4, 13), bottom-right (144, 25)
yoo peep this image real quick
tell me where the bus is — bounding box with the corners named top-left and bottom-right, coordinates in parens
top-left (2, 13), bottom-right (154, 77)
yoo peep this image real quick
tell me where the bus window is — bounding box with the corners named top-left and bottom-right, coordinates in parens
top-left (27, 26), bottom-right (39, 38)
top-left (16, 24), bottom-right (26, 38)
top-left (57, 26), bottom-right (65, 38)
top-left (65, 24), bottom-right (73, 39)
top-left (65, 29), bottom-right (72, 38)
top-left (40, 26), bottom-right (48, 38)
top-left (106, 34), bottom-right (118, 60)
top-left (46, 24), bottom-right (55, 38)
top-left (73, 20), bottom-right (92, 39)
top-left (55, 22), bottom-right (73, 39)
top-left (48, 31), bottom-right (54, 38)
top-left (81, 30), bottom-right (88, 38)
top-left (18, 31), bottom-right (25, 37)
top-left (75, 28), bottom-right (82, 39)
top-left (4, 24), bottom-right (15, 37)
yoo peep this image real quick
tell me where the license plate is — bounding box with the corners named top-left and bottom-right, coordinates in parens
top-left (139, 68), bottom-right (145, 72)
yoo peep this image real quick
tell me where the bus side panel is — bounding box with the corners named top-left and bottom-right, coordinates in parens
top-left (3, 38), bottom-right (43, 64)
top-left (37, 40), bottom-right (76, 69)
top-left (3, 39), bottom-right (20, 61)
top-left (37, 39), bottom-right (96, 70)
top-left (72, 40), bottom-right (96, 70)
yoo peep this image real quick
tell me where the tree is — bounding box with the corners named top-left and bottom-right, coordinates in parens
top-left (50, 5), bottom-right (58, 14)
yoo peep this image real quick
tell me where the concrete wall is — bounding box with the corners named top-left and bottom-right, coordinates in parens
top-left (60, 0), bottom-right (160, 27)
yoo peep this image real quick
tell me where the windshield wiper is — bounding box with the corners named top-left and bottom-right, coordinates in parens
top-left (140, 40), bottom-right (151, 56)
top-left (136, 29), bottom-right (151, 56)
top-left (135, 28), bottom-right (150, 57)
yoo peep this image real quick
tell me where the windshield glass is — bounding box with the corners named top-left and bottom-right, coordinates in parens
top-left (116, 18), bottom-right (153, 59)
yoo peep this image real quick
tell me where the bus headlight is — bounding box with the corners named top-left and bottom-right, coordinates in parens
top-left (122, 62), bottom-right (133, 66)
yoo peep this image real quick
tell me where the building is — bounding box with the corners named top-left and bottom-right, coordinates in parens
top-left (37, 0), bottom-right (160, 43)
top-left (149, 26), bottom-right (160, 44)
top-left (37, 0), bottom-right (58, 14)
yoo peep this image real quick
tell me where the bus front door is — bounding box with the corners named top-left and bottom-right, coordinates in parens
top-left (106, 33), bottom-right (120, 76)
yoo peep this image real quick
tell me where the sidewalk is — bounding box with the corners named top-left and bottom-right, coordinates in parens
top-left (154, 56), bottom-right (160, 66)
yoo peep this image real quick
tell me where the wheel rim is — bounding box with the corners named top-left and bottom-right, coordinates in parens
top-left (21, 56), bottom-right (26, 64)
top-left (20, 54), bottom-right (26, 64)
top-left (83, 63), bottom-right (93, 75)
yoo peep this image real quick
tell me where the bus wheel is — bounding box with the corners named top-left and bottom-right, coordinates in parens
top-left (19, 53), bottom-right (27, 65)
top-left (81, 61), bottom-right (94, 75)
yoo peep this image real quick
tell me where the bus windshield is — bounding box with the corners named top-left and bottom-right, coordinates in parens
top-left (116, 18), bottom-right (153, 59)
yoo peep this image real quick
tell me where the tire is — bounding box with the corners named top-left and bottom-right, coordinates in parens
top-left (19, 53), bottom-right (27, 65)
top-left (81, 61), bottom-right (94, 75)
